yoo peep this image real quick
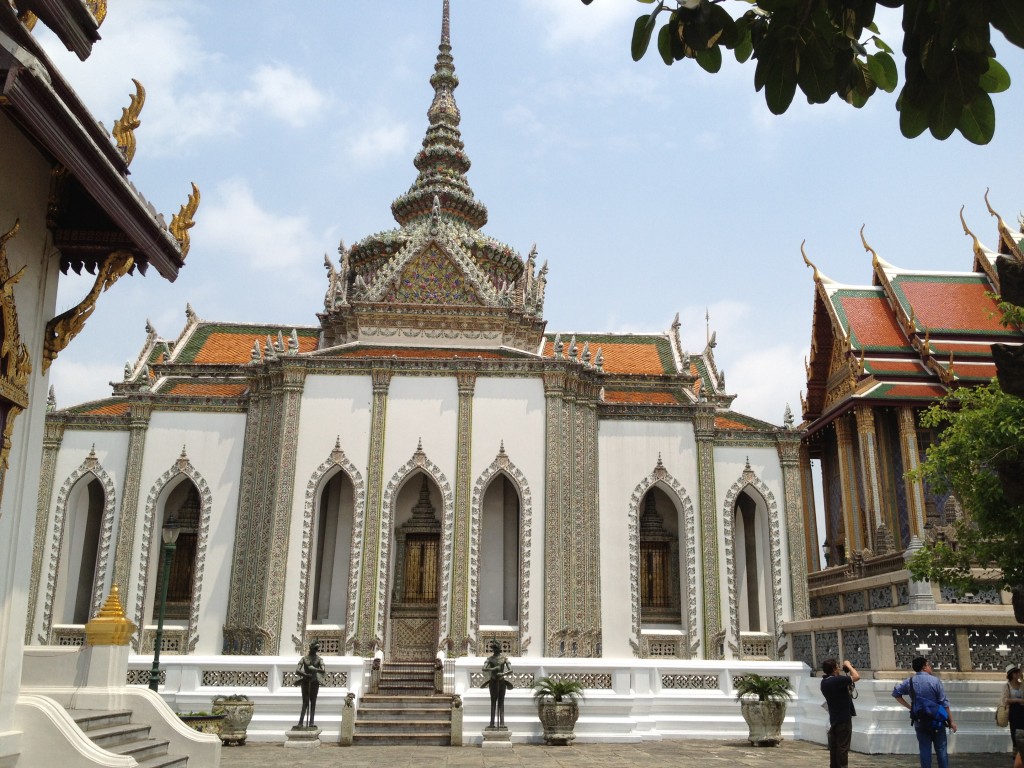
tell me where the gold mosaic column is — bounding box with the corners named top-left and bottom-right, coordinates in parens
top-left (542, 371), bottom-right (568, 656)
top-left (449, 371), bottom-right (475, 651)
top-left (26, 416), bottom-right (65, 643)
top-left (111, 399), bottom-right (152, 592)
top-left (355, 366), bottom-right (392, 655)
top-left (777, 436), bottom-right (809, 620)
top-left (832, 415), bottom-right (863, 555)
top-left (798, 444), bottom-right (821, 573)
top-left (898, 406), bottom-right (927, 539)
top-left (579, 382), bottom-right (601, 652)
top-left (855, 406), bottom-right (892, 552)
top-left (224, 371), bottom-right (271, 653)
top-left (261, 362), bottom-right (306, 653)
top-left (694, 403), bottom-right (721, 658)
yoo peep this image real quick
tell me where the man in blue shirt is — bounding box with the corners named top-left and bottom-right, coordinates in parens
top-left (821, 658), bottom-right (860, 768)
top-left (892, 657), bottom-right (958, 768)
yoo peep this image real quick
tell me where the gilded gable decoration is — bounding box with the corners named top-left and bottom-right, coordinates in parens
top-left (0, 220), bottom-right (31, 492)
top-left (43, 249), bottom-right (134, 372)
top-left (169, 183), bottom-right (201, 260)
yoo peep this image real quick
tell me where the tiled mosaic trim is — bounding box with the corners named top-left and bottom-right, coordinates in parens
top-left (201, 670), bottom-right (270, 687)
top-left (662, 674), bottom-right (719, 689)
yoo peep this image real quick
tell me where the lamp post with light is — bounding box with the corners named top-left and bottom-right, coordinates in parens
top-left (149, 515), bottom-right (179, 692)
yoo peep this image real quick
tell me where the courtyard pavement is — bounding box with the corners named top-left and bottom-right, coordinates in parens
top-left (219, 739), bottom-right (1010, 768)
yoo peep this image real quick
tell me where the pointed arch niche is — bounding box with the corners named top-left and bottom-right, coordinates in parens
top-left (41, 450), bottom-right (117, 643)
top-left (469, 444), bottom-right (532, 655)
top-left (379, 444), bottom-right (454, 659)
top-left (294, 439), bottom-right (365, 654)
top-left (627, 459), bottom-right (698, 659)
top-left (722, 462), bottom-right (784, 660)
top-left (133, 449), bottom-right (212, 654)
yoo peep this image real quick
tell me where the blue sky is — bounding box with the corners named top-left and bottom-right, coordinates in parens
top-left (40, 0), bottom-right (1024, 424)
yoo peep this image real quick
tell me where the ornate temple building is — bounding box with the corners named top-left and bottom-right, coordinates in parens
top-left (790, 204), bottom-right (1024, 677)
top-left (28, 1), bottom-right (810, 676)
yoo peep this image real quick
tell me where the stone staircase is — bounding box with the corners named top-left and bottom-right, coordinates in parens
top-left (68, 708), bottom-right (188, 768)
top-left (354, 661), bottom-right (454, 745)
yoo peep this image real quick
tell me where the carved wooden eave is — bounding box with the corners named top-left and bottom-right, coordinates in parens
top-left (0, 12), bottom-right (188, 279)
top-left (12, 0), bottom-right (102, 61)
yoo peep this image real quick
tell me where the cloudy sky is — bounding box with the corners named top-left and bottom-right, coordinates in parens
top-left (39, 0), bottom-right (1024, 424)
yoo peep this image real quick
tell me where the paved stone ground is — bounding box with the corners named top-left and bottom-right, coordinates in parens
top-left (219, 740), bottom-right (1010, 768)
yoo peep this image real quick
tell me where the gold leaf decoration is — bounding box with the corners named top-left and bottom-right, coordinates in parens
top-left (0, 220), bottom-right (32, 494)
top-left (43, 250), bottom-right (134, 372)
top-left (86, 0), bottom-right (107, 26)
top-left (169, 183), bottom-right (200, 260)
top-left (112, 79), bottom-right (145, 166)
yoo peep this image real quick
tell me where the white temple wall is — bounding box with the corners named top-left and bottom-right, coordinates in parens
top-left (0, 115), bottom-right (61, 753)
top-left (134, 411), bottom-right (246, 656)
top-left (385, 376), bottom-right (458, 473)
top-left (470, 376), bottom-right (546, 653)
top-left (596, 419), bottom-right (700, 658)
top-left (282, 374), bottom-right (373, 641)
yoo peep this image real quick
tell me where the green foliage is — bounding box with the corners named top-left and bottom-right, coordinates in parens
top-left (584, 0), bottom-right (1021, 144)
top-left (733, 673), bottom-right (794, 702)
top-left (907, 379), bottom-right (1024, 592)
top-left (533, 676), bottom-right (585, 704)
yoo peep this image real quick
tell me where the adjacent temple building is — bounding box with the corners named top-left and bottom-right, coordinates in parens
top-left (790, 204), bottom-right (1024, 676)
top-left (29, 0), bottom-right (808, 673)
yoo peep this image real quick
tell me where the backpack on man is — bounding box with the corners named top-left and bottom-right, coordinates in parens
top-left (910, 679), bottom-right (950, 732)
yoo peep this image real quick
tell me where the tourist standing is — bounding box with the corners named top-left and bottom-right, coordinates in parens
top-left (892, 657), bottom-right (957, 768)
top-left (1004, 664), bottom-right (1024, 761)
top-left (821, 658), bottom-right (860, 768)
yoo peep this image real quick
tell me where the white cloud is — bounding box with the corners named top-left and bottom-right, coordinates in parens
top-left (724, 343), bottom-right (806, 425)
top-left (198, 179), bottom-right (321, 270)
top-left (243, 65), bottom-right (326, 128)
top-left (521, 0), bottom-right (637, 47)
top-left (346, 122), bottom-right (413, 166)
top-left (49, 358), bottom-right (125, 409)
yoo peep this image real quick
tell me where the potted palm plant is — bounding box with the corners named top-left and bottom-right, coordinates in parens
top-left (212, 694), bottom-right (254, 746)
top-left (533, 676), bottom-right (584, 745)
top-left (733, 673), bottom-right (793, 746)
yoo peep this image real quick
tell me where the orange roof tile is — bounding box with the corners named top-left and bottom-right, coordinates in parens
top-left (603, 390), bottom-right (680, 404)
top-left (897, 279), bottom-right (1005, 333)
top-left (162, 382), bottom-right (248, 396)
top-left (192, 332), bottom-right (318, 364)
top-left (332, 347), bottom-right (510, 360)
top-left (863, 359), bottom-right (926, 374)
top-left (838, 295), bottom-right (908, 350)
top-left (82, 401), bottom-right (130, 416)
top-left (716, 415), bottom-right (755, 430)
top-left (541, 340), bottom-right (669, 375)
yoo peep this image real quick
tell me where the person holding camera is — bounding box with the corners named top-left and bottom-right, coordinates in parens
top-left (821, 658), bottom-right (861, 768)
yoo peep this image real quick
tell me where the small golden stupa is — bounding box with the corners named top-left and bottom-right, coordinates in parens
top-left (84, 585), bottom-right (137, 646)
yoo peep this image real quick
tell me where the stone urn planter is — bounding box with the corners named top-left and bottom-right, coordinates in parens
top-left (734, 673), bottom-right (793, 747)
top-left (533, 676), bottom-right (584, 745)
top-left (178, 712), bottom-right (226, 736)
top-left (212, 695), bottom-right (254, 746)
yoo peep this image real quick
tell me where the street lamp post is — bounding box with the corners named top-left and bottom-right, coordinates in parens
top-left (149, 515), bottom-right (180, 692)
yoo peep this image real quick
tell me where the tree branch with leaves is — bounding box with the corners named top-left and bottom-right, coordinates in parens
top-left (582, 0), bottom-right (1021, 144)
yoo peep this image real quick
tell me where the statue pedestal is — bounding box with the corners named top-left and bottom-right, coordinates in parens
top-left (481, 726), bottom-right (512, 749)
top-left (285, 726), bottom-right (322, 748)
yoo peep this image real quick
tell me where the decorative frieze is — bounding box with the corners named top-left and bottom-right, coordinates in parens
top-left (449, 372), bottom-right (476, 650)
top-left (27, 418), bottom-right (64, 643)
